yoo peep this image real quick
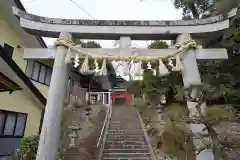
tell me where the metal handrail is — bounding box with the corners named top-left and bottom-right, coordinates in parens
top-left (97, 105), bottom-right (111, 147)
top-left (136, 108), bottom-right (157, 160)
top-left (97, 105), bottom-right (112, 160)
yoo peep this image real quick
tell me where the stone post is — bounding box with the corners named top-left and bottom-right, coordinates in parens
top-left (177, 33), bottom-right (213, 160)
top-left (100, 92), bottom-right (103, 104)
top-left (102, 93), bottom-right (105, 105)
top-left (36, 32), bottom-right (72, 160)
top-left (108, 92), bottom-right (111, 106)
top-left (86, 92), bottom-right (89, 104)
top-left (97, 93), bottom-right (100, 102)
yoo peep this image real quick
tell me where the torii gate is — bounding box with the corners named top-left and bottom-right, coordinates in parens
top-left (13, 7), bottom-right (236, 160)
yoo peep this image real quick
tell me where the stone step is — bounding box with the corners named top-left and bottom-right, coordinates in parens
top-left (107, 133), bottom-right (144, 135)
top-left (108, 131), bottom-right (144, 134)
top-left (107, 132), bottom-right (144, 134)
top-left (109, 126), bottom-right (141, 128)
top-left (110, 120), bottom-right (139, 122)
top-left (106, 140), bottom-right (147, 144)
top-left (107, 134), bottom-right (145, 139)
top-left (109, 125), bottom-right (142, 127)
top-left (107, 132), bottom-right (144, 135)
top-left (107, 135), bottom-right (146, 138)
top-left (108, 130), bottom-right (144, 133)
top-left (108, 128), bottom-right (143, 133)
top-left (111, 118), bottom-right (139, 119)
top-left (110, 122), bottom-right (140, 123)
top-left (102, 157), bottom-right (151, 160)
top-left (111, 121), bottom-right (139, 122)
top-left (110, 118), bottom-right (139, 119)
top-left (102, 152), bottom-right (151, 158)
top-left (107, 135), bottom-right (145, 138)
top-left (109, 129), bottom-right (142, 131)
top-left (108, 129), bottom-right (143, 132)
top-left (103, 148), bottom-right (150, 153)
top-left (110, 123), bottom-right (140, 124)
top-left (108, 129), bottom-right (142, 131)
top-left (110, 121), bottom-right (139, 123)
top-left (104, 144), bottom-right (149, 149)
top-left (106, 138), bottom-right (147, 142)
top-left (109, 124), bottom-right (141, 126)
top-left (106, 141), bottom-right (147, 146)
top-left (110, 120), bottom-right (139, 121)
top-left (109, 122), bottom-right (141, 126)
top-left (108, 125), bottom-right (141, 128)
top-left (110, 118), bottom-right (139, 120)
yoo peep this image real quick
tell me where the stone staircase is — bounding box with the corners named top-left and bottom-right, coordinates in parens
top-left (100, 106), bottom-right (155, 160)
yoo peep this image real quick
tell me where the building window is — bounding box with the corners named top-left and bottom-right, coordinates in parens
top-left (0, 110), bottom-right (27, 138)
top-left (26, 60), bottom-right (52, 85)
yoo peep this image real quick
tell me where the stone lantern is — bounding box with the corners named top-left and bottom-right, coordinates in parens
top-left (156, 94), bottom-right (166, 113)
top-left (68, 120), bottom-right (81, 148)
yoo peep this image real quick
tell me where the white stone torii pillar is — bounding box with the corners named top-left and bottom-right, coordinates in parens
top-left (177, 33), bottom-right (225, 160)
top-left (36, 32), bottom-right (71, 160)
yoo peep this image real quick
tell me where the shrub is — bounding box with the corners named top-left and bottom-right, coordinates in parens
top-left (132, 98), bottom-right (147, 108)
top-left (9, 135), bottom-right (39, 160)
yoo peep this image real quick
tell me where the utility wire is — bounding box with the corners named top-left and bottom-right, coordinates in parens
top-left (68, 0), bottom-right (96, 19)
top-left (68, 0), bottom-right (128, 79)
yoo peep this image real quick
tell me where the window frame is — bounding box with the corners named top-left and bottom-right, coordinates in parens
top-left (0, 110), bottom-right (28, 138)
top-left (25, 60), bottom-right (53, 86)
top-left (3, 43), bottom-right (14, 58)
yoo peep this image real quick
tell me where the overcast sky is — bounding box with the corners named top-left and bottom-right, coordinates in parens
top-left (21, 0), bottom-right (182, 48)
